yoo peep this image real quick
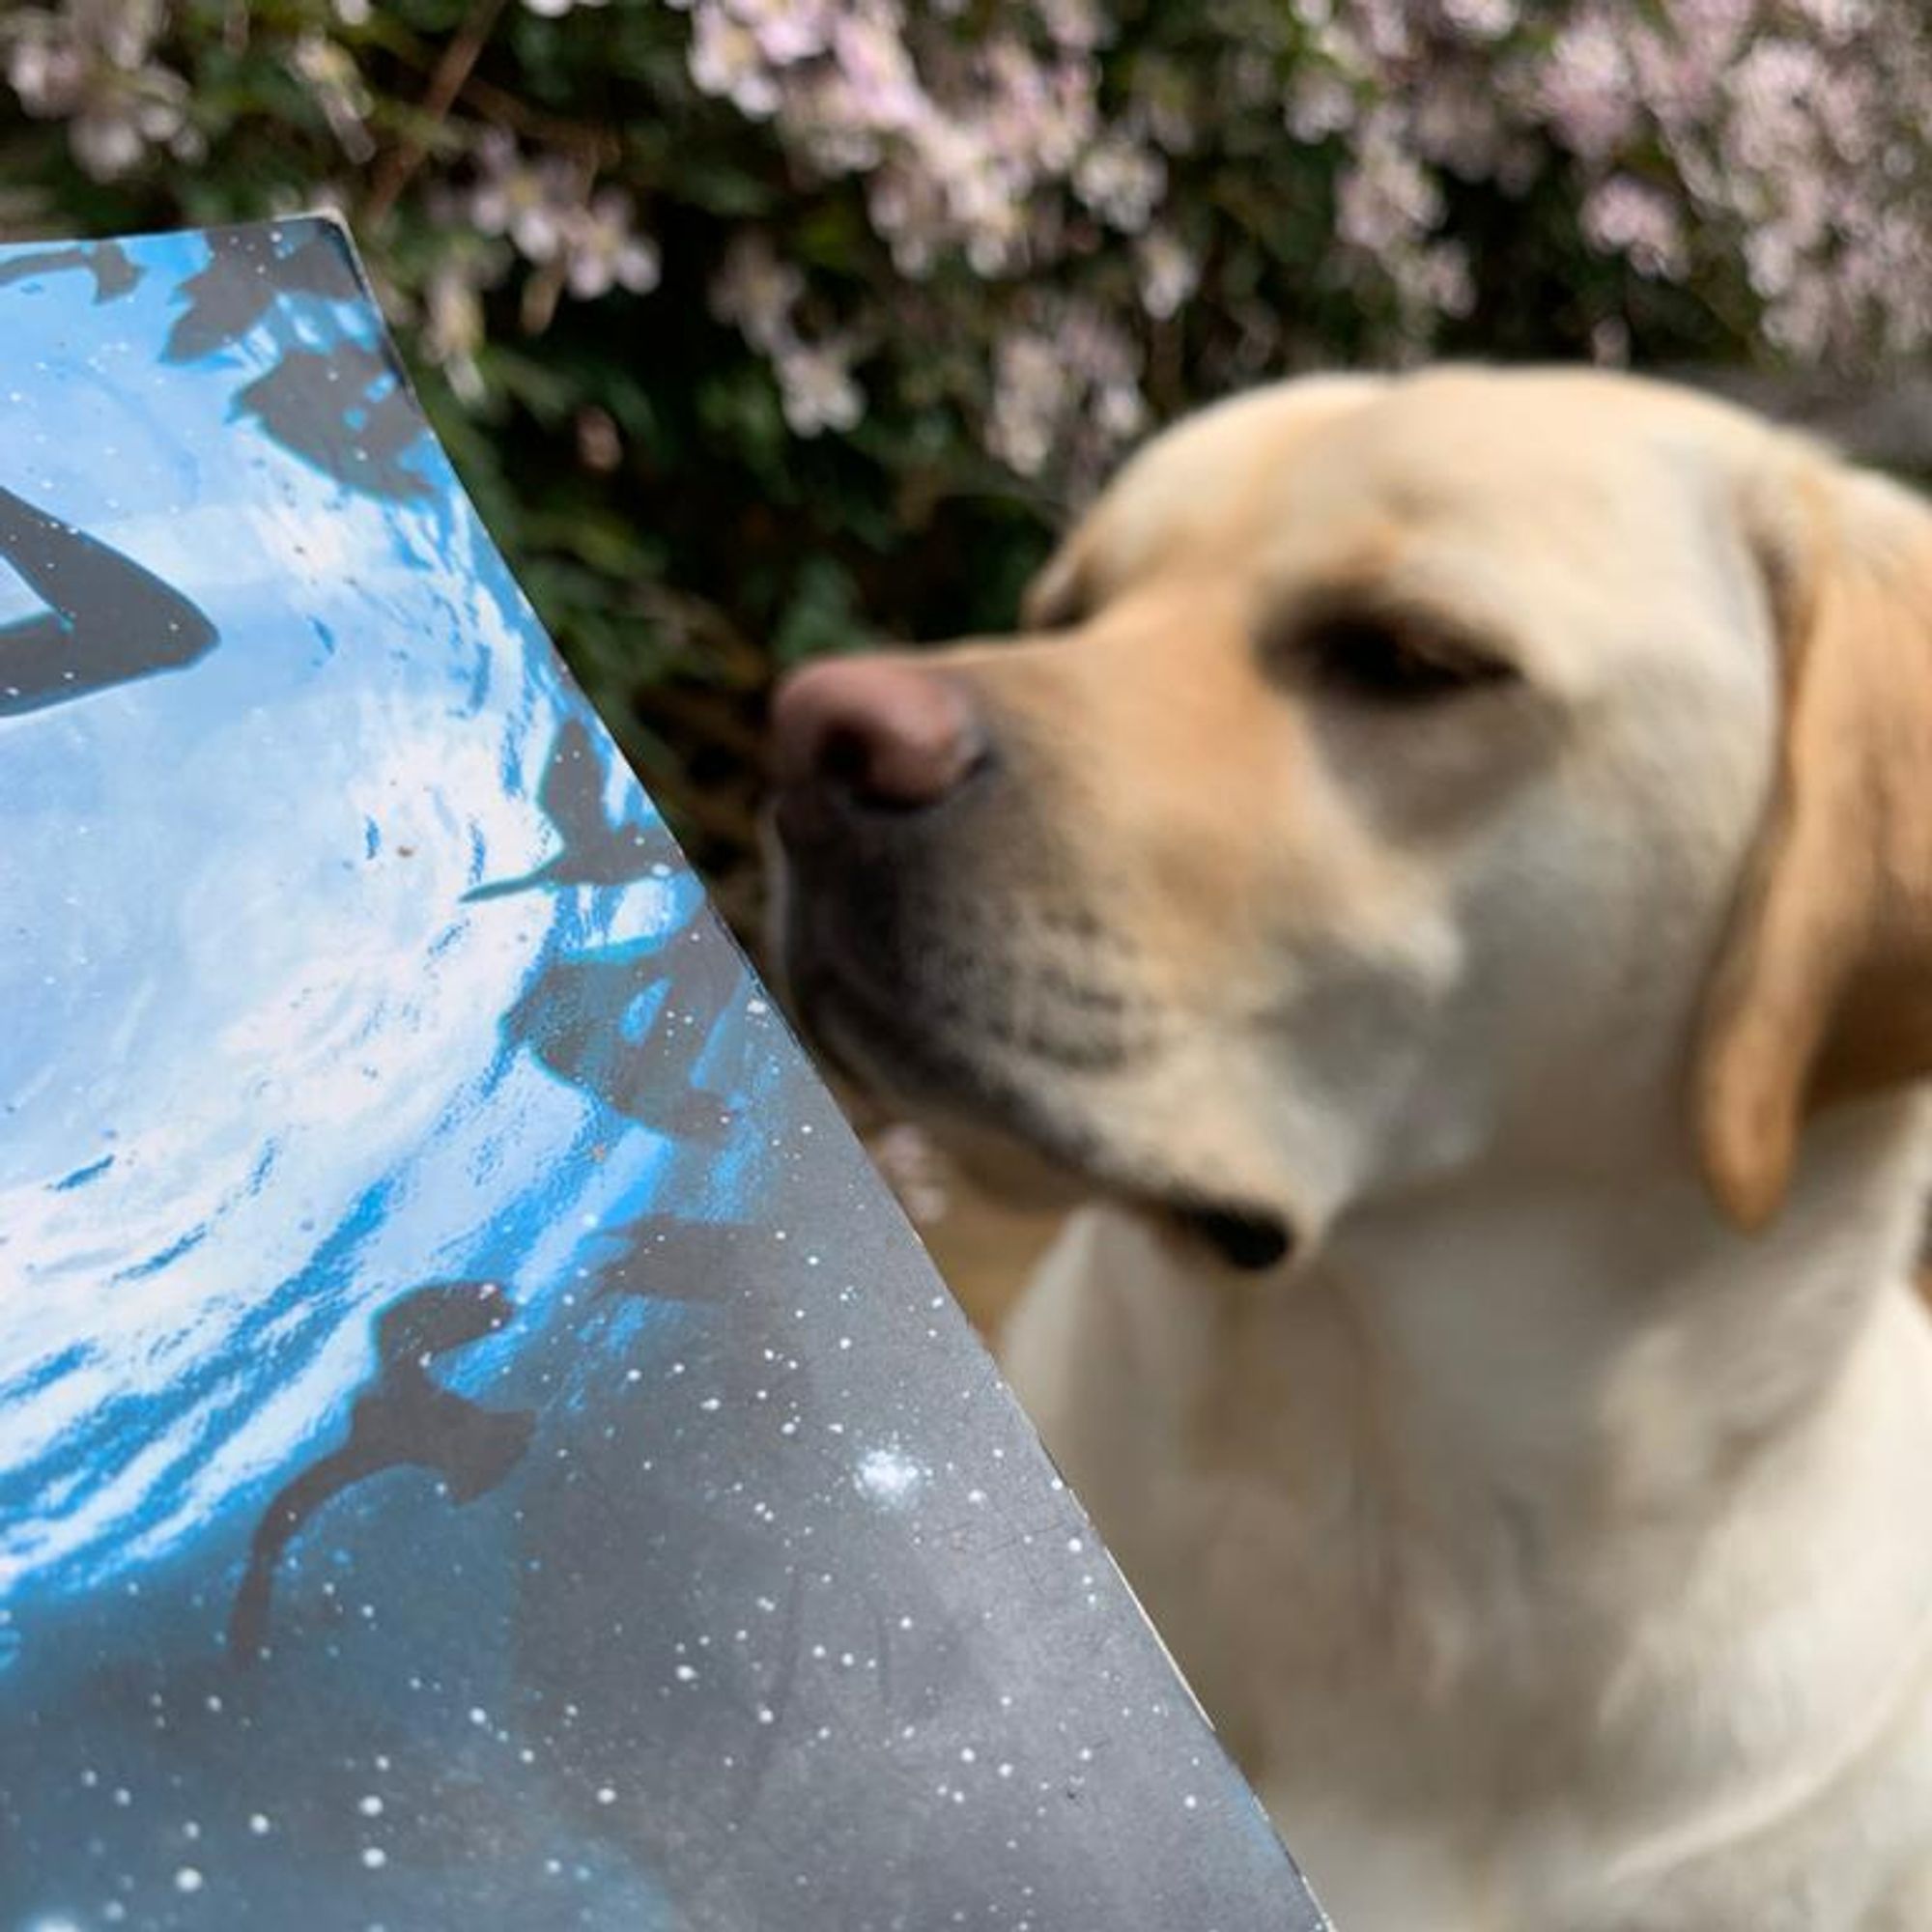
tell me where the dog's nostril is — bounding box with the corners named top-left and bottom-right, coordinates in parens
top-left (819, 725), bottom-right (874, 794)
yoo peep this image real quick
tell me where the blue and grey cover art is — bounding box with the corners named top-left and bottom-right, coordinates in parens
top-left (0, 221), bottom-right (1321, 1932)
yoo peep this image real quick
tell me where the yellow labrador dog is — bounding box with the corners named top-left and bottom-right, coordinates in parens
top-left (766, 369), bottom-right (1932, 1931)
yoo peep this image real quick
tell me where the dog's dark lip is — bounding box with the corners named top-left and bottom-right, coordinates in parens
top-left (793, 951), bottom-right (1297, 1274)
top-left (1169, 1202), bottom-right (1294, 1273)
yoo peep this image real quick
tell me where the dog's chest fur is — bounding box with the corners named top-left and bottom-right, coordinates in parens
top-left (999, 1122), bottom-right (1932, 1932)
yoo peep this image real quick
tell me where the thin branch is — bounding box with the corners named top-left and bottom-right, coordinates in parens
top-left (362, 0), bottom-right (511, 228)
top-left (459, 71), bottom-right (620, 163)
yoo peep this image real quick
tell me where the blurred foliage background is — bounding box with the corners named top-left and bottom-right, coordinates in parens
top-left (5, 0), bottom-right (1932, 938)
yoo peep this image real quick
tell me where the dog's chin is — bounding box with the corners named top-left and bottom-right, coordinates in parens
top-left (794, 966), bottom-right (1294, 1275)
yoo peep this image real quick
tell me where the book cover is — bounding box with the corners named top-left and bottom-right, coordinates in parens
top-left (0, 219), bottom-right (1324, 1931)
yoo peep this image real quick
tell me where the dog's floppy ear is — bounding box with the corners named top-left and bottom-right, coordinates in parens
top-left (1695, 451), bottom-right (1932, 1230)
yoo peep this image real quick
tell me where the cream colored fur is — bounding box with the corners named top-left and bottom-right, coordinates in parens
top-left (1006, 1113), bottom-right (1932, 1929)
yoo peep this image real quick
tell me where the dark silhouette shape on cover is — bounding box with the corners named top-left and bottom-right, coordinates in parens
top-left (163, 225), bottom-right (354, 364)
top-left (466, 717), bottom-right (680, 901)
top-left (162, 227), bottom-right (432, 500)
top-left (0, 241), bottom-right (141, 303)
top-left (487, 713), bottom-right (746, 1132)
top-left (234, 344), bottom-right (433, 501)
top-left (227, 1281), bottom-right (535, 1667)
top-left (0, 484), bottom-right (218, 718)
top-left (501, 925), bottom-right (749, 1140)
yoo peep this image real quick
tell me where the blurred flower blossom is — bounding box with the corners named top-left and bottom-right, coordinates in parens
top-left (745, 0), bottom-right (837, 68)
top-left (293, 30), bottom-right (375, 165)
top-left (1581, 176), bottom-right (1688, 280)
top-left (988, 298), bottom-right (1145, 484)
top-left (1441, 0), bottom-right (1518, 36)
top-left (662, 0), bottom-right (1932, 468)
top-left (689, 4), bottom-right (781, 117)
top-left (986, 328), bottom-right (1064, 477)
top-left (1335, 109), bottom-right (1442, 257)
top-left (1073, 132), bottom-right (1165, 233)
top-left (775, 340), bottom-right (865, 436)
top-left (469, 129), bottom-right (581, 264)
top-left (711, 231), bottom-right (861, 436)
top-left (1135, 228), bottom-right (1200, 322)
top-left (1037, 0), bottom-right (1104, 54)
top-left (423, 258), bottom-right (490, 405)
top-left (711, 230), bottom-right (805, 355)
top-left (562, 187), bottom-right (662, 299)
top-left (5, 0), bottom-right (193, 181)
top-left (1536, 14), bottom-right (1636, 161)
top-left (1284, 67), bottom-right (1358, 143)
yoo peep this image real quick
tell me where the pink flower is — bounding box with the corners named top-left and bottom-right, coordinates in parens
top-left (293, 31), bottom-right (375, 165)
top-left (563, 188), bottom-right (661, 300)
top-left (1335, 111), bottom-right (1442, 257)
top-left (1581, 176), bottom-right (1688, 279)
top-left (1073, 131), bottom-right (1166, 233)
top-left (423, 261), bottom-right (488, 404)
top-left (1037, 0), bottom-right (1104, 54)
top-left (828, 8), bottom-right (921, 127)
top-left (776, 341), bottom-right (865, 436)
top-left (5, 0), bottom-right (191, 182)
top-left (469, 131), bottom-right (580, 264)
top-left (735, 0), bottom-right (834, 65)
top-left (1285, 68), bottom-right (1358, 144)
top-left (710, 231), bottom-right (804, 354)
top-left (1135, 228), bottom-right (1200, 320)
top-left (1440, 0), bottom-right (1518, 40)
top-left (1538, 13), bottom-right (1636, 162)
top-left (986, 329), bottom-right (1065, 476)
top-left (689, 2), bottom-right (781, 117)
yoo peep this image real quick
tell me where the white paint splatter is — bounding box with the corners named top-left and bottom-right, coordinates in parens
top-left (854, 1444), bottom-right (927, 1510)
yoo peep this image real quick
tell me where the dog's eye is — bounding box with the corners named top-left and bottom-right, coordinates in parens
top-left (1295, 614), bottom-right (1516, 705)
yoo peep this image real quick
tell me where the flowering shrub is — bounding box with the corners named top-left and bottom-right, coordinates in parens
top-left (5, 0), bottom-right (1930, 899)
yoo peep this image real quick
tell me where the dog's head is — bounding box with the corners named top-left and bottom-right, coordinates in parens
top-left (768, 369), bottom-right (1932, 1268)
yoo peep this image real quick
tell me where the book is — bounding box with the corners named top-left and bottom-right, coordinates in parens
top-left (0, 218), bottom-right (1325, 1931)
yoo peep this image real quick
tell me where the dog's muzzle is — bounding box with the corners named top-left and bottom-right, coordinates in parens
top-left (767, 653), bottom-right (1293, 1276)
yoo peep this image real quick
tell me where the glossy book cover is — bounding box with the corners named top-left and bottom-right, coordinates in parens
top-left (0, 219), bottom-right (1323, 1931)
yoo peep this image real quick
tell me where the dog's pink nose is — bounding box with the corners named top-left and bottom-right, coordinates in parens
top-left (770, 656), bottom-right (985, 811)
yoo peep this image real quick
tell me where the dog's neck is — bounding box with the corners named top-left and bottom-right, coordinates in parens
top-left (1084, 1093), bottom-right (1932, 1848)
top-left (1315, 1094), bottom-right (1932, 1545)
top-left (1274, 1092), bottom-right (1932, 1723)
top-left (1011, 1093), bottom-right (1932, 1882)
